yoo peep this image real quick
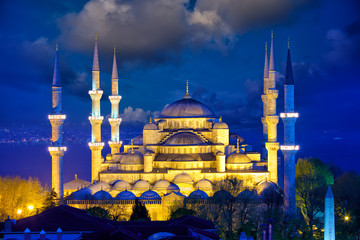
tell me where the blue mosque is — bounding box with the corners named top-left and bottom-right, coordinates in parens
top-left (48, 33), bottom-right (299, 220)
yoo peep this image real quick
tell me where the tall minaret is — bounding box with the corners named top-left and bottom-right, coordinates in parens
top-left (265, 31), bottom-right (280, 184)
top-left (108, 47), bottom-right (122, 154)
top-left (48, 44), bottom-right (66, 200)
top-left (280, 43), bottom-right (299, 216)
top-left (324, 186), bottom-right (335, 240)
top-left (88, 34), bottom-right (104, 182)
top-left (261, 42), bottom-right (269, 159)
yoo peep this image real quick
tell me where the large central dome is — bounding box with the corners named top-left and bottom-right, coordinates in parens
top-left (160, 97), bottom-right (215, 118)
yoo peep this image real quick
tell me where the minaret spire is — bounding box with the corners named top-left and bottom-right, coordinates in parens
top-left (281, 42), bottom-right (299, 216)
top-left (49, 44), bottom-right (66, 200)
top-left (89, 34), bottom-right (104, 183)
top-left (108, 45), bottom-right (123, 155)
top-left (269, 31), bottom-right (275, 71)
top-left (264, 42), bottom-right (269, 80)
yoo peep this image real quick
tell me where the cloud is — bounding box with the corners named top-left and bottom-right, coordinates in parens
top-left (119, 106), bottom-right (160, 128)
top-left (57, 0), bottom-right (315, 60)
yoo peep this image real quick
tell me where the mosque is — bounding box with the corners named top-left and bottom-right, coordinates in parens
top-left (48, 33), bottom-right (299, 220)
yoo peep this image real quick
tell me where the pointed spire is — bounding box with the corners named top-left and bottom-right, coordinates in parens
top-left (285, 46), bottom-right (294, 85)
top-left (264, 42), bottom-right (269, 79)
top-left (184, 80), bottom-right (191, 99)
top-left (149, 117), bottom-right (152, 124)
top-left (236, 139), bottom-right (240, 153)
top-left (269, 31), bottom-right (275, 71)
top-left (111, 46), bottom-right (118, 80)
top-left (325, 186), bottom-right (334, 199)
top-left (92, 33), bottom-right (100, 71)
top-left (52, 43), bottom-right (61, 87)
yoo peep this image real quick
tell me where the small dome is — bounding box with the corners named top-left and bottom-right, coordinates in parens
top-left (88, 182), bottom-right (111, 194)
top-left (237, 189), bottom-right (258, 199)
top-left (144, 123), bottom-right (158, 130)
top-left (112, 180), bottom-right (131, 191)
top-left (115, 190), bottom-right (136, 200)
top-left (66, 188), bottom-right (93, 200)
top-left (120, 152), bottom-right (144, 165)
top-left (140, 190), bottom-right (161, 200)
top-left (227, 152), bottom-right (251, 164)
top-left (188, 190), bottom-right (208, 199)
top-left (164, 132), bottom-right (204, 145)
top-left (160, 98), bottom-right (215, 118)
top-left (167, 183), bottom-right (180, 193)
top-left (132, 180), bottom-right (151, 191)
top-left (194, 179), bottom-right (213, 190)
top-left (213, 190), bottom-right (233, 200)
top-left (93, 190), bottom-right (113, 200)
top-left (173, 173), bottom-right (193, 184)
top-left (213, 122), bottom-right (228, 129)
top-left (257, 181), bottom-right (279, 196)
top-left (152, 180), bottom-right (171, 191)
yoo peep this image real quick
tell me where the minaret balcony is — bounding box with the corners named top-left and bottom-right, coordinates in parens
top-left (48, 146), bottom-right (67, 152)
top-left (280, 113), bottom-right (299, 118)
top-left (88, 142), bottom-right (104, 147)
top-left (48, 114), bottom-right (66, 120)
top-left (280, 145), bottom-right (299, 151)
top-left (89, 116), bottom-right (104, 120)
top-left (88, 90), bottom-right (103, 95)
top-left (109, 118), bottom-right (122, 124)
top-left (108, 141), bottom-right (122, 146)
top-left (109, 95), bottom-right (122, 100)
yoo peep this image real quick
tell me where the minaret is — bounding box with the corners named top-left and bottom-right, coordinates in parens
top-left (280, 43), bottom-right (299, 216)
top-left (261, 42), bottom-right (269, 159)
top-left (108, 46), bottom-right (122, 154)
top-left (88, 34), bottom-right (104, 182)
top-left (48, 44), bottom-right (66, 200)
top-left (265, 31), bottom-right (280, 184)
top-left (324, 186), bottom-right (335, 240)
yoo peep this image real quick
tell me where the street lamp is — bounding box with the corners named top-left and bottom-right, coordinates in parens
top-left (17, 209), bottom-right (22, 214)
top-left (27, 205), bottom-right (34, 211)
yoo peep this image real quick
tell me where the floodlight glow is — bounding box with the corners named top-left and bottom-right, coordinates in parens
top-left (48, 115), bottom-right (66, 120)
top-left (17, 209), bottom-right (22, 214)
top-left (280, 145), bottom-right (299, 150)
top-left (27, 205), bottom-right (34, 211)
top-left (280, 113), bottom-right (299, 118)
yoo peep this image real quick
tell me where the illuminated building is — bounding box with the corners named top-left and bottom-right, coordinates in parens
top-left (51, 33), bottom-right (299, 220)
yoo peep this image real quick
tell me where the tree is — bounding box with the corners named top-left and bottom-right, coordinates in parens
top-left (129, 199), bottom-right (151, 221)
top-left (170, 208), bottom-right (196, 219)
top-left (295, 158), bottom-right (334, 238)
top-left (43, 188), bottom-right (58, 210)
top-left (87, 206), bottom-right (113, 220)
top-left (0, 176), bottom-right (47, 220)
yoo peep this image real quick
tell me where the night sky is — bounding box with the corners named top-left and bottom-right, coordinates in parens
top-left (0, 0), bottom-right (359, 185)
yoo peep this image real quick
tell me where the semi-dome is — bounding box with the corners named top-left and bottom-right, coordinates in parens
top-left (213, 122), bottom-right (228, 129)
top-left (194, 179), bottom-right (213, 190)
top-left (132, 180), bottom-right (151, 191)
top-left (188, 189), bottom-right (208, 199)
top-left (120, 152), bottom-right (144, 165)
top-left (112, 180), bottom-right (131, 191)
top-left (237, 189), bottom-right (258, 199)
top-left (115, 190), bottom-right (136, 200)
top-left (140, 190), bottom-right (161, 200)
top-left (164, 132), bottom-right (204, 145)
top-left (173, 173), bottom-right (193, 184)
top-left (167, 183), bottom-right (180, 193)
top-left (227, 152), bottom-right (251, 164)
top-left (152, 180), bottom-right (171, 191)
top-left (213, 190), bottom-right (233, 200)
top-left (160, 98), bottom-right (215, 118)
top-left (257, 181), bottom-right (279, 196)
top-left (93, 190), bottom-right (113, 200)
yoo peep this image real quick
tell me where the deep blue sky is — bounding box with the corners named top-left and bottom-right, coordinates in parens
top-left (0, 0), bottom-right (359, 184)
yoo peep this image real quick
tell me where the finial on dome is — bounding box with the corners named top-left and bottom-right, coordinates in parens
top-left (75, 174), bottom-right (77, 179)
top-left (56, 43), bottom-right (59, 52)
top-left (288, 37), bottom-right (290, 49)
top-left (149, 117), bottom-right (152, 123)
top-left (95, 32), bottom-right (97, 41)
top-left (184, 80), bottom-right (191, 99)
top-left (130, 139), bottom-right (134, 153)
top-left (114, 45), bottom-right (116, 53)
top-left (219, 116), bottom-right (222, 122)
top-left (236, 139), bottom-right (240, 153)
